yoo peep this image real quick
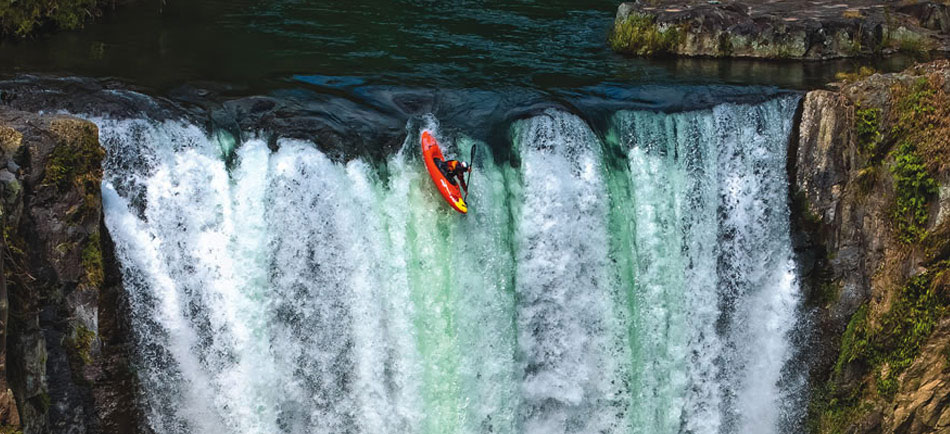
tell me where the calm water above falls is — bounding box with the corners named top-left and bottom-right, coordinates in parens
top-left (0, 0), bottom-right (915, 92)
top-left (1, 1), bottom-right (829, 432)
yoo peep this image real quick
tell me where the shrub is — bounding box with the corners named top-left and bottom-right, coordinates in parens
top-left (609, 13), bottom-right (684, 55)
top-left (0, 0), bottom-right (112, 37)
top-left (891, 141), bottom-right (938, 243)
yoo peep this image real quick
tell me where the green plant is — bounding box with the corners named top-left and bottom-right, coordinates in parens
top-left (0, 0), bottom-right (111, 37)
top-left (836, 66), bottom-right (877, 83)
top-left (876, 367), bottom-right (898, 400)
top-left (891, 141), bottom-right (938, 242)
top-left (816, 281), bottom-right (843, 308)
top-left (894, 78), bottom-right (936, 136)
top-left (68, 324), bottom-right (96, 364)
top-left (855, 107), bottom-right (882, 154)
top-left (44, 121), bottom-right (105, 191)
top-left (814, 262), bottom-right (950, 431)
top-left (835, 304), bottom-right (870, 376)
top-left (875, 267), bottom-right (949, 375)
top-left (609, 13), bottom-right (684, 55)
top-left (81, 231), bottom-right (104, 288)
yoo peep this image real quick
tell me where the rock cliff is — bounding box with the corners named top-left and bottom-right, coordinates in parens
top-left (0, 109), bottom-right (142, 433)
top-left (794, 59), bottom-right (950, 433)
top-left (611, 0), bottom-right (950, 59)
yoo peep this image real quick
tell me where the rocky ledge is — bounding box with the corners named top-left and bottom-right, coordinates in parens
top-left (611, 0), bottom-right (950, 59)
top-left (0, 110), bottom-right (142, 433)
top-left (794, 59), bottom-right (950, 433)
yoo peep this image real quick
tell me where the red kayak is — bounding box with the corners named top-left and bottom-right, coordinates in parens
top-left (421, 130), bottom-right (467, 214)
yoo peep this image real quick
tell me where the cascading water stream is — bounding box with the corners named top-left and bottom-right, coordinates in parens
top-left (95, 94), bottom-right (802, 434)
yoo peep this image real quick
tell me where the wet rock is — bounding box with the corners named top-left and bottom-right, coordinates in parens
top-left (0, 108), bottom-right (145, 433)
top-left (611, 0), bottom-right (950, 59)
top-left (0, 76), bottom-right (185, 122)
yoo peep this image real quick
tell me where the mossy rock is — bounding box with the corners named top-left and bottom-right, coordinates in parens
top-left (43, 118), bottom-right (105, 193)
top-left (812, 263), bottom-right (950, 432)
top-left (81, 231), bottom-right (103, 289)
top-left (67, 323), bottom-right (97, 365)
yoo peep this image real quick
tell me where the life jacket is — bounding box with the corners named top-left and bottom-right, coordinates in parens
top-left (446, 160), bottom-right (459, 173)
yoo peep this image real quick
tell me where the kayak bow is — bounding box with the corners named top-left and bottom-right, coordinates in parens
top-left (421, 130), bottom-right (467, 214)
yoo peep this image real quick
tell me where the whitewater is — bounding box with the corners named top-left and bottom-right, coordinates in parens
top-left (95, 95), bottom-right (804, 434)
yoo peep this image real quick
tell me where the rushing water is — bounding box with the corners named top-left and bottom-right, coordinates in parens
top-left (92, 92), bottom-right (804, 433)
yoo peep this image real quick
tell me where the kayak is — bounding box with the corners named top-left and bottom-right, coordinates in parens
top-left (421, 130), bottom-right (467, 214)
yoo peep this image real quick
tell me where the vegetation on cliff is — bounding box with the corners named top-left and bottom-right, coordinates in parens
top-left (0, 0), bottom-right (115, 37)
top-left (0, 110), bottom-right (141, 433)
top-left (806, 61), bottom-right (950, 434)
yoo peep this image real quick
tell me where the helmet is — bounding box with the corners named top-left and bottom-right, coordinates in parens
top-left (460, 161), bottom-right (470, 171)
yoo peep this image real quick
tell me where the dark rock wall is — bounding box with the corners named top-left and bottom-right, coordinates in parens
top-left (0, 109), bottom-right (143, 434)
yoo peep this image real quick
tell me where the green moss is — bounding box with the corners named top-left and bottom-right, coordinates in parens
top-left (816, 281), bottom-right (843, 308)
top-left (834, 304), bottom-right (870, 376)
top-left (808, 379), bottom-right (869, 434)
top-left (836, 66), bottom-right (877, 84)
top-left (3, 222), bottom-right (24, 258)
top-left (814, 263), bottom-right (950, 431)
top-left (0, 426), bottom-right (23, 434)
top-left (68, 324), bottom-right (96, 364)
top-left (0, 0), bottom-right (110, 37)
top-left (774, 44), bottom-right (795, 59)
top-left (876, 267), bottom-right (948, 375)
top-left (875, 367), bottom-right (898, 400)
top-left (44, 121), bottom-right (104, 192)
top-left (894, 77), bottom-right (936, 137)
top-left (891, 141), bottom-right (938, 243)
top-left (855, 165), bottom-right (880, 196)
top-left (81, 231), bottom-right (103, 288)
top-left (855, 107), bottom-right (882, 155)
top-left (609, 13), bottom-right (684, 55)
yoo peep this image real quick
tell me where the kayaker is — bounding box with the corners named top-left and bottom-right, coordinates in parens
top-left (434, 158), bottom-right (471, 192)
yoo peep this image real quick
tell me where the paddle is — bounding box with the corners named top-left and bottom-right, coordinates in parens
top-left (464, 143), bottom-right (477, 202)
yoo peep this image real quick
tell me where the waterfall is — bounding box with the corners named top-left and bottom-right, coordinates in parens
top-left (95, 95), bottom-right (802, 434)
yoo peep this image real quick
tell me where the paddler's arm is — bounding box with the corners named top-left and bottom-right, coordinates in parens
top-left (458, 173), bottom-right (468, 193)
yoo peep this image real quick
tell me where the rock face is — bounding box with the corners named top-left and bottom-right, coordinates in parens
top-left (611, 0), bottom-right (950, 59)
top-left (0, 109), bottom-right (143, 433)
top-left (794, 60), bottom-right (950, 433)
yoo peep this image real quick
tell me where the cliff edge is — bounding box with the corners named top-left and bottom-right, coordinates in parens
top-left (795, 59), bottom-right (950, 433)
top-left (0, 109), bottom-right (142, 433)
